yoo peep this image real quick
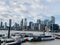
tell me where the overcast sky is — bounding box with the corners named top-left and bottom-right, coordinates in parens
top-left (0, 0), bottom-right (60, 25)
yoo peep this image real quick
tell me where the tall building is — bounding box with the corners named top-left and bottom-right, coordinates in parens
top-left (0, 21), bottom-right (4, 29)
top-left (43, 19), bottom-right (49, 26)
top-left (9, 19), bottom-right (12, 27)
top-left (14, 23), bottom-right (20, 30)
top-left (34, 23), bottom-right (39, 30)
top-left (37, 19), bottom-right (41, 24)
top-left (20, 19), bottom-right (23, 30)
top-left (0, 21), bottom-right (3, 27)
top-left (29, 22), bottom-right (34, 30)
top-left (24, 18), bottom-right (27, 30)
top-left (51, 16), bottom-right (55, 24)
top-left (4, 22), bottom-right (7, 29)
top-left (37, 19), bottom-right (41, 31)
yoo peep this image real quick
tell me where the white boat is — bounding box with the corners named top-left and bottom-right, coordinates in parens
top-left (41, 35), bottom-right (55, 41)
top-left (2, 41), bottom-right (21, 45)
top-left (1, 38), bottom-right (15, 43)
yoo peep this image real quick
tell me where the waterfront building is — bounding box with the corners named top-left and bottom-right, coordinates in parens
top-left (37, 19), bottom-right (41, 24)
top-left (29, 22), bottom-right (34, 30)
top-left (9, 19), bottom-right (12, 27)
top-left (20, 19), bottom-right (24, 30)
top-left (34, 23), bottom-right (39, 30)
top-left (50, 16), bottom-right (55, 24)
top-left (43, 19), bottom-right (49, 26)
top-left (24, 18), bottom-right (27, 30)
top-left (14, 23), bottom-right (20, 30)
top-left (4, 22), bottom-right (7, 29)
top-left (0, 21), bottom-right (4, 29)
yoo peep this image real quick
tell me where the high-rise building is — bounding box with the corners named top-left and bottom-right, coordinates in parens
top-left (9, 19), bottom-right (12, 27)
top-left (34, 23), bottom-right (39, 30)
top-left (14, 23), bottom-right (20, 30)
top-left (4, 22), bottom-right (7, 29)
top-left (37, 19), bottom-right (41, 31)
top-left (0, 21), bottom-right (3, 27)
top-left (0, 21), bottom-right (4, 29)
top-left (24, 18), bottom-right (27, 30)
top-left (37, 19), bottom-right (41, 24)
top-left (29, 22), bottom-right (34, 30)
top-left (43, 19), bottom-right (49, 26)
top-left (51, 16), bottom-right (55, 24)
top-left (20, 19), bottom-right (23, 30)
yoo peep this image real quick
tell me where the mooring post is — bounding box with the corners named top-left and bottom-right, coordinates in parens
top-left (0, 40), bottom-right (1, 45)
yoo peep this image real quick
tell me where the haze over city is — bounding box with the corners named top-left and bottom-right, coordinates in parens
top-left (0, 0), bottom-right (60, 25)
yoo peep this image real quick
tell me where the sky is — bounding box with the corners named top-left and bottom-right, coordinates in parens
top-left (0, 0), bottom-right (60, 25)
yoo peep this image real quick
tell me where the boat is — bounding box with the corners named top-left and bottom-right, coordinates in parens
top-left (4, 41), bottom-right (21, 45)
top-left (41, 35), bottom-right (55, 41)
top-left (11, 33), bottom-right (27, 43)
top-left (1, 38), bottom-right (15, 43)
top-left (30, 36), bottom-right (41, 42)
top-left (30, 35), bottom-right (55, 42)
top-left (54, 34), bottom-right (60, 39)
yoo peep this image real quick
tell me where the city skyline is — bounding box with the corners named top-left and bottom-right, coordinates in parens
top-left (0, 16), bottom-right (55, 26)
top-left (0, 0), bottom-right (60, 25)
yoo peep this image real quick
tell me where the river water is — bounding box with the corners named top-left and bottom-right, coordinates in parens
top-left (22, 40), bottom-right (60, 45)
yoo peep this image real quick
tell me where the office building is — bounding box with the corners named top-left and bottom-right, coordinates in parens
top-left (29, 22), bottom-right (34, 30)
top-left (50, 16), bottom-right (55, 24)
top-left (9, 19), bottom-right (12, 27)
top-left (24, 18), bottom-right (27, 30)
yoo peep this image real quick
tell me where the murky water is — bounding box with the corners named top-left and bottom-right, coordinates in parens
top-left (22, 40), bottom-right (60, 45)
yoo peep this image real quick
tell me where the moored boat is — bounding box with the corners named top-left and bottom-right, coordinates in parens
top-left (30, 35), bottom-right (55, 42)
top-left (54, 34), bottom-right (60, 39)
top-left (41, 35), bottom-right (55, 41)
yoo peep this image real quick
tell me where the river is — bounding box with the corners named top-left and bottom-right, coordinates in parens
top-left (22, 39), bottom-right (60, 45)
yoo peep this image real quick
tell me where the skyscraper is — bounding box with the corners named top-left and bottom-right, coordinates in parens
top-left (29, 22), bottom-right (34, 30)
top-left (0, 21), bottom-right (4, 29)
top-left (37, 19), bottom-right (41, 24)
top-left (9, 19), bottom-right (12, 27)
top-left (43, 19), bottom-right (49, 26)
top-left (24, 18), bottom-right (27, 30)
top-left (0, 21), bottom-right (3, 28)
top-left (20, 19), bottom-right (23, 30)
top-left (51, 16), bottom-right (55, 24)
top-left (37, 19), bottom-right (41, 30)
top-left (4, 22), bottom-right (7, 29)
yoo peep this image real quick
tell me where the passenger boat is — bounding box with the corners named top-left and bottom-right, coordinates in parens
top-left (30, 36), bottom-right (41, 42)
top-left (30, 35), bottom-right (55, 42)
